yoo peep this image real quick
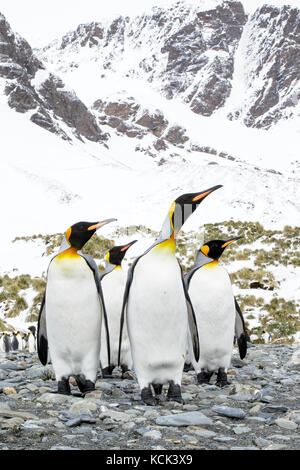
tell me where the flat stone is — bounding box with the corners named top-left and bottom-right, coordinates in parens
top-left (50, 446), bottom-right (80, 450)
top-left (69, 399), bottom-right (98, 413)
top-left (0, 409), bottom-right (37, 420)
top-left (1, 417), bottom-right (24, 428)
top-left (36, 393), bottom-right (76, 405)
top-left (228, 394), bottom-right (253, 401)
top-left (233, 425), bottom-right (251, 435)
top-left (211, 405), bottom-right (246, 419)
top-left (0, 361), bottom-right (27, 371)
top-left (253, 437), bottom-right (271, 448)
top-left (230, 446), bottom-right (258, 450)
top-left (194, 429), bottom-right (216, 438)
top-left (156, 411), bottom-right (213, 427)
top-left (213, 436), bottom-right (236, 442)
top-left (3, 387), bottom-right (17, 395)
top-left (262, 405), bottom-right (289, 413)
top-left (143, 430), bottom-right (162, 440)
top-left (65, 418), bottom-right (82, 427)
top-left (99, 410), bottom-right (131, 422)
top-left (275, 418), bottom-right (298, 430)
top-left (26, 365), bottom-right (55, 379)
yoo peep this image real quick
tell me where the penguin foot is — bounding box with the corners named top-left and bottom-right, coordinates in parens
top-left (121, 365), bottom-right (134, 380)
top-left (57, 379), bottom-right (71, 395)
top-left (167, 382), bottom-right (185, 404)
top-left (197, 370), bottom-right (213, 385)
top-left (80, 380), bottom-right (96, 396)
top-left (101, 366), bottom-right (114, 379)
top-left (183, 362), bottom-right (193, 372)
top-left (152, 383), bottom-right (163, 396)
top-left (75, 376), bottom-right (96, 395)
top-left (215, 368), bottom-right (230, 388)
top-left (141, 386), bottom-right (155, 406)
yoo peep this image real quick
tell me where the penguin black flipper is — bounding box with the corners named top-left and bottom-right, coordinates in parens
top-left (37, 292), bottom-right (48, 366)
top-left (79, 252), bottom-right (111, 367)
top-left (234, 297), bottom-right (247, 360)
top-left (179, 263), bottom-right (200, 362)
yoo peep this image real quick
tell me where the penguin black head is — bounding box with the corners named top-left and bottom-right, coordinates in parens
top-left (200, 237), bottom-right (242, 260)
top-left (106, 240), bottom-right (137, 266)
top-left (161, 185), bottom-right (222, 240)
top-left (65, 219), bottom-right (116, 250)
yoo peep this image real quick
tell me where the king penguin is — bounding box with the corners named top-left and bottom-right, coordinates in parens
top-left (100, 240), bottom-right (137, 378)
top-left (37, 219), bottom-right (116, 395)
top-left (185, 237), bottom-right (248, 387)
top-left (28, 331), bottom-right (36, 353)
top-left (3, 333), bottom-right (11, 353)
top-left (11, 332), bottom-right (19, 351)
top-left (118, 185), bottom-right (222, 405)
top-left (0, 333), bottom-right (4, 352)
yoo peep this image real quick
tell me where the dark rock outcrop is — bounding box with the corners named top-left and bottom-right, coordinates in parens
top-left (0, 12), bottom-right (107, 143)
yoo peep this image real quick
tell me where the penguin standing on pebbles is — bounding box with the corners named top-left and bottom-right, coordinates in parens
top-left (0, 333), bottom-right (5, 352)
top-left (185, 237), bottom-right (248, 387)
top-left (119, 185), bottom-right (222, 405)
top-left (11, 332), bottom-right (19, 351)
top-left (28, 331), bottom-right (36, 353)
top-left (37, 219), bottom-right (116, 395)
top-left (100, 240), bottom-right (137, 378)
top-left (3, 333), bottom-right (11, 353)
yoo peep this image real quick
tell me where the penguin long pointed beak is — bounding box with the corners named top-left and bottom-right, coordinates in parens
top-left (88, 218), bottom-right (117, 231)
top-left (120, 240), bottom-right (138, 252)
top-left (221, 236), bottom-right (242, 248)
top-left (192, 184), bottom-right (223, 202)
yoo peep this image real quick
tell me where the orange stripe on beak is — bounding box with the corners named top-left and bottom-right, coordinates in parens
top-left (192, 190), bottom-right (213, 202)
top-left (120, 244), bottom-right (132, 252)
top-left (87, 222), bottom-right (103, 231)
top-left (221, 239), bottom-right (239, 248)
top-left (120, 240), bottom-right (137, 252)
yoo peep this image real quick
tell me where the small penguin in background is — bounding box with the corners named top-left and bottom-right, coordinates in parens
top-left (28, 326), bottom-right (36, 338)
top-left (11, 332), bottom-right (19, 351)
top-left (119, 185), bottom-right (222, 405)
top-left (100, 240), bottom-right (137, 379)
top-left (16, 331), bottom-right (24, 350)
top-left (185, 237), bottom-right (248, 387)
top-left (0, 333), bottom-right (5, 352)
top-left (28, 331), bottom-right (36, 353)
top-left (261, 330), bottom-right (272, 343)
top-left (3, 333), bottom-right (11, 353)
top-left (37, 219), bottom-right (116, 395)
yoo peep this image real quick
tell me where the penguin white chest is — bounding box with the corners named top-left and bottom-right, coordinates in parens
top-left (45, 254), bottom-right (102, 381)
top-left (127, 248), bottom-right (188, 387)
top-left (189, 264), bottom-right (235, 371)
top-left (101, 268), bottom-right (131, 367)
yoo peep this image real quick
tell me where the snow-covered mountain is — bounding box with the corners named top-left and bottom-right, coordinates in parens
top-left (38, 1), bottom-right (299, 129)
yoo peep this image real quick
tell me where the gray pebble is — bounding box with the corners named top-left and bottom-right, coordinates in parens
top-left (211, 405), bottom-right (246, 419)
top-left (156, 411), bottom-right (213, 427)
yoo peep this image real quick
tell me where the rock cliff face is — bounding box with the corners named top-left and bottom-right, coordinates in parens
top-left (228, 5), bottom-right (300, 128)
top-left (38, 1), bottom-right (299, 131)
top-left (0, 1), bottom-right (299, 148)
top-left (0, 13), bottom-right (107, 143)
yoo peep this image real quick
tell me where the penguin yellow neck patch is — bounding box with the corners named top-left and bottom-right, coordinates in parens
top-left (56, 247), bottom-right (80, 261)
top-left (203, 260), bottom-right (219, 268)
top-left (153, 235), bottom-right (176, 254)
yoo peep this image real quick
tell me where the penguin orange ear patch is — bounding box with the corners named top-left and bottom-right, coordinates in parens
top-left (201, 245), bottom-right (209, 256)
top-left (65, 227), bottom-right (72, 244)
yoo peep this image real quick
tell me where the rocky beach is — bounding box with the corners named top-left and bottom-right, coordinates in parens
top-left (0, 343), bottom-right (299, 451)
